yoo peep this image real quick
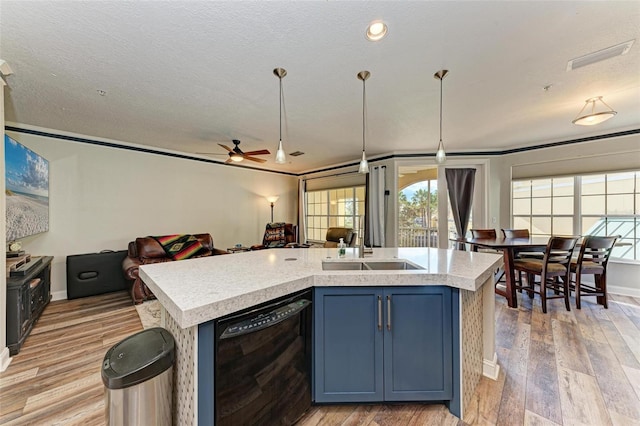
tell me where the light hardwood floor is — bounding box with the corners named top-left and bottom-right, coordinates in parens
top-left (1, 290), bottom-right (639, 425)
top-left (0, 291), bottom-right (143, 425)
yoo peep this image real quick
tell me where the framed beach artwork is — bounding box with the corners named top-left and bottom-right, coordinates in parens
top-left (4, 134), bottom-right (50, 243)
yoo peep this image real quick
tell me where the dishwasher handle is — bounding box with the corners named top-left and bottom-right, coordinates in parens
top-left (220, 299), bottom-right (311, 339)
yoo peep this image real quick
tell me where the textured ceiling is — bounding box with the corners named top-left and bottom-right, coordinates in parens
top-left (2, 1), bottom-right (639, 173)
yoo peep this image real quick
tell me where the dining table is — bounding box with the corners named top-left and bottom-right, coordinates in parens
top-left (452, 236), bottom-right (550, 308)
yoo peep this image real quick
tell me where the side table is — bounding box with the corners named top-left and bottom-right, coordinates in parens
top-left (227, 247), bottom-right (251, 254)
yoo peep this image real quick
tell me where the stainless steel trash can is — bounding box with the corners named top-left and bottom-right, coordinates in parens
top-left (102, 327), bottom-right (175, 426)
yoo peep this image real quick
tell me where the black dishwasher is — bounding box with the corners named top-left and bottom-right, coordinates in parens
top-left (214, 289), bottom-right (312, 426)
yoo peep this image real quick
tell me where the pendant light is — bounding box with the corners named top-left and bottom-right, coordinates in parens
top-left (434, 69), bottom-right (449, 164)
top-left (572, 96), bottom-right (617, 126)
top-left (357, 70), bottom-right (370, 174)
top-left (273, 67), bottom-right (287, 164)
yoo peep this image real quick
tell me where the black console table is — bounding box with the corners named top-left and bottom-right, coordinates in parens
top-left (6, 256), bottom-right (53, 355)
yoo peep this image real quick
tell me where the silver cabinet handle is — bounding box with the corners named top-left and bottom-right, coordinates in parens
top-left (377, 296), bottom-right (382, 331)
top-left (386, 295), bottom-right (392, 331)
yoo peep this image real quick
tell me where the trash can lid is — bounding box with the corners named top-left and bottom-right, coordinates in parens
top-left (101, 327), bottom-right (175, 389)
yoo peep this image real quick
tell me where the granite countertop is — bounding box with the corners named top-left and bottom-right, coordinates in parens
top-left (139, 247), bottom-right (502, 329)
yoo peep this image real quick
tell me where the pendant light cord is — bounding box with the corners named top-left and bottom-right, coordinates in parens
top-left (279, 76), bottom-right (283, 142)
top-left (362, 78), bottom-right (366, 152)
top-left (439, 75), bottom-right (443, 143)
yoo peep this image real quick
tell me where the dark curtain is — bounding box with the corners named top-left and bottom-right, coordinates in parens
top-left (445, 168), bottom-right (476, 250)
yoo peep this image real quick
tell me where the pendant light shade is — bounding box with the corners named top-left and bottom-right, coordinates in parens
top-left (274, 67), bottom-right (287, 164)
top-left (357, 70), bottom-right (370, 174)
top-left (434, 70), bottom-right (449, 164)
top-left (572, 96), bottom-right (617, 126)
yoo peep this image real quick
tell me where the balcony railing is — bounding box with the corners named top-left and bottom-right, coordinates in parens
top-left (398, 227), bottom-right (438, 248)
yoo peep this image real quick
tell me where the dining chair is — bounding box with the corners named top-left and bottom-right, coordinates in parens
top-left (570, 235), bottom-right (619, 309)
top-left (513, 236), bottom-right (580, 313)
top-left (469, 229), bottom-right (497, 252)
top-left (469, 228), bottom-right (506, 287)
top-left (501, 228), bottom-right (530, 238)
top-left (500, 228), bottom-right (544, 287)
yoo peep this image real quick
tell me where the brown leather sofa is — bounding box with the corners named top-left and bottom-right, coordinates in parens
top-left (122, 233), bottom-right (228, 304)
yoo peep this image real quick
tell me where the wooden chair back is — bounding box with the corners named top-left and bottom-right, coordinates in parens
top-left (575, 235), bottom-right (619, 272)
top-left (470, 229), bottom-right (497, 239)
top-left (542, 236), bottom-right (580, 275)
top-left (502, 228), bottom-right (530, 238)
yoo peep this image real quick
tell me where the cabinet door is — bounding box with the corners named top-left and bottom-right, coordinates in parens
top-left (314, 287), bottom-right (384, 403)
top-left (383, 286), bottom-right (452, 401)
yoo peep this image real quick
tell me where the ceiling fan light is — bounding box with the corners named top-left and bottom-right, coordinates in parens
top-left (275, 140), bottom-right (286, 164)
top-left (572, 96), bottom-right (617, 126)
top-left (230, 153), bottom-right (243, 162)
top-left (358, 151), bottom-right (369, 174)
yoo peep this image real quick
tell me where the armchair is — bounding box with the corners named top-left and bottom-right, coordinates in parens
top-left (123, 233), bottom-right (228, 304)
top-left (251, 223), bottom-right (299, 250)
top-left (323, 227), bottom-right (357, 248)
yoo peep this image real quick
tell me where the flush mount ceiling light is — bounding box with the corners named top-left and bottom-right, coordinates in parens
top-left (357, 70), bottom-right (370, 174)
top-left (434, 69), bottom-right (449, 164)
top-left (273, 67), bottom-right (287, 164)
top-left (572, 96), bottom-right (617, 126)
top-left (366, 20), bottom-right (388, 41)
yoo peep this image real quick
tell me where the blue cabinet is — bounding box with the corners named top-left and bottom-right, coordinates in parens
top-left (314, 286), bottom-right (455, 404)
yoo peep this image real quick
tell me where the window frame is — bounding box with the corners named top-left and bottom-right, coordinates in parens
top-left (305, 186), bottom-right (365, 244)
top-left (511, 170), bottom-right (639, 262)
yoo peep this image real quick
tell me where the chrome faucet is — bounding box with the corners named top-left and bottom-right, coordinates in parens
top-left (359, 236), bottom-right (366, 258)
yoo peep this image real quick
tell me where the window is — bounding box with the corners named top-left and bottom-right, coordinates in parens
top-left (512, 177), bottom-right (574, 237)
top-left (512, 171), bottom-right (640, 261)
top-left (306, 187), bottom-right (365, 243)
top-left (581, 172), bottom-right (639, 260)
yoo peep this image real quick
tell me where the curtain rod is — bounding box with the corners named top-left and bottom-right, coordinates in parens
top-left (302, 165), bottom-right (386, 182)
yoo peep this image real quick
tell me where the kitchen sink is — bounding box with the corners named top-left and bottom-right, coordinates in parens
top-left (364, 261), bottom-right (423, 270)
top-left (321, 260), bottom-right (422, 271)
top-left (321, 261), bottom-right (367, 270)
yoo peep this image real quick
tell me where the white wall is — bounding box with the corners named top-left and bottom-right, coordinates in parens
top-left (6, 126), bottom-right (299, 299)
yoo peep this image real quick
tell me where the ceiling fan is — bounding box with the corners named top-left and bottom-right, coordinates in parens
top-left (198, 140), bottom-right (270, 164)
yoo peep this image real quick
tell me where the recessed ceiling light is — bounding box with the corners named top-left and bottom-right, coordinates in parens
top-left (366, 20), bottom-right (388, 41)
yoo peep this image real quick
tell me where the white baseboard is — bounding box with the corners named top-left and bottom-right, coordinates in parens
top-left (51, 291), bottom-right (67, 301)
top-left (609, 285), bottom-right (640, 298)
top-left (482, 353), bottom-right (500, 380)
top-left (0, 347), bottom-right (12, 372)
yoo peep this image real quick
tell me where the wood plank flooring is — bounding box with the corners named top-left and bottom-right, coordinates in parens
top-left (297, 293), bottom-right (640, 426)
top-left (1, 290), bottom-right (639, 425)
top-left (0, 291), bottom-right (143, 425)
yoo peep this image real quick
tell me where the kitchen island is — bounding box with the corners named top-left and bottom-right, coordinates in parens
top-left (140, 247), bottom-right (502, 425)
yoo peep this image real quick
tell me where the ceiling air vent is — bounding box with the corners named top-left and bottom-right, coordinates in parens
top-left (567, 39), bottom-right (635, 71)
top-left (289, 151), bottom-right (305, 157)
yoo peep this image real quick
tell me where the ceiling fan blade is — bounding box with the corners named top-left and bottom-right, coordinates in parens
top-left (242, 155), bottom-right (267, 163)
top-left (242, 149), bottom-right (270, 156)
top-left (218, 144), bottom-right (233, 152)
top-left (224, 157), bottom-right (236, 164)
